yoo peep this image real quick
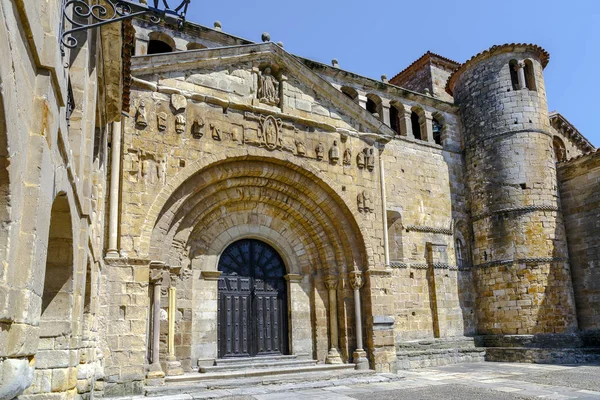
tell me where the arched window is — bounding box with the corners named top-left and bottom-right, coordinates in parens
top-left (389, 104), bottom-right (400, 135)
top-left (366, 93), bottom-right (383, 120)
top-left (553, 136), bottom-right (567, 162)
top-left (147, 32), bottom-right (175, 55)
top-left (340, 86), bottom-right (358, 103)
top-left (524, 59), bottom-right (536, 91)
top-left (456, 239), bottom-right (464, 269)
top-left (432, 116), bottom-right (443, 145)
top-left (509, 59), bottom-right (519, 90)
top-left (411, 111), bottom-right (422, 140)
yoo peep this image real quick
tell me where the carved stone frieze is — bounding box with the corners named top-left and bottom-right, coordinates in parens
top-left (358, 190), bottom-right (373, 213)
top-left (329, 140), bottom-right (340, 164)
top-left (295, 140), bottom-right (306, 156)
top-left (135, 99), bottom-right (148, 128)
top-left (315, 142), bottom-right (324, 160)
top-left (175, 114), bottom-right (186, 134)
top-left (157, 112), bottom-right (167, 132)
top-left (191, 118), bottom-right (205, 139)
top-left (210, 123), bottom-right (221, 141)
top-left (343, 148), bottom-right (352, 166)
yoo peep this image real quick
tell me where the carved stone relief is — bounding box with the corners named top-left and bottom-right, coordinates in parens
top-left (366, 147), bottom-right (375, 171)
top-left (358, 190), bottom-right (373, 213)
top-left (260, 115), bottom-right (282, 150)
top-left (329, 140), bottom-right (340, 164)
top-left (295, 140), bottom-right (306, 156)
top-left (257, 66), bottom-right (280, 106)
top-left (343, 148), bottom-right (352, 166)
top-left (175, 114), bottom-right (186, 134)
top-left (171, 94), bottom-right (187, 111)
top-left (157, 112), bottom-right (167, 132)
top-left (210, 123), bottom-right (221, 141)
top-left (136, 99), bottom-right (148, 128)
top-left (191, 118), bottom-right (205, 139)
top-left (315, 142), bottom-right (324, 160)
top-left (357, 149), bottom-right (365, 169)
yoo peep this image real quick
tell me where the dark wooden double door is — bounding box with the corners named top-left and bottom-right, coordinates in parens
top-left (217, 239), bottom-right (288, 358)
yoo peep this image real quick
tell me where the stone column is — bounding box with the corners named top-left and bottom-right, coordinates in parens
top-left (399, 109), bottom-right (414, 138)
top-left (166, 286), bottom-right (183, 376)
top-left (147, 273), bottom-right (165, 383)
top-left (379, 147), bottom-right (390, 267)
top-left (106, 120), bottom-right (122, 258)
top-left (350, 271), bottom-right (368, 370)
top-left (279, 74), bottom-right (288, 112)
top-left (325, 275), bottom-right (343, 364)
top-left (515, 61), bottom-right (526, 90)
top-left (422, 111), bottom-right (434, 143)
top-left (357, 94), bottom-right (368, 111)
top-left (381, 99), bottom-right (391, 127)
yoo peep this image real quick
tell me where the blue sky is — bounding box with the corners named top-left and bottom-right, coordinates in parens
top-left (186, 0), bottom-right (599, 146)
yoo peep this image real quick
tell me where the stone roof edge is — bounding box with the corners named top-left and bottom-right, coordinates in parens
top-left (389, 51), bottom-right (460, 85)
top-left (549, 112), bottom-right (596, 162)
top-left (130, 42), bottom-right (396, 139)
top-left (446, 43), bottom-right (550, 95)
top-left (558, 146), bottom-right (600, 166)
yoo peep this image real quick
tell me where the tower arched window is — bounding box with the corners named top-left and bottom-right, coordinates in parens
top-left (390, 104), bottom-right (400, 135)
top-left (411, 111), bottom-right (422, 140)
top-left (340, 86), bottom-right (358, 103)
top-left (147, 32), bottom-right (176, 55)
top-left (432, 117), bottom-right (443, 145)
top-left (456, 239), bottom-right (464, 269)
top-left (524, 59), bottom-right (536, 91)
top-left (553, 136), bottom-right (567, 162)
top-left (366, 94), bottom-right (383, 121)
top-left (509, 59), bottom-right (519, 90)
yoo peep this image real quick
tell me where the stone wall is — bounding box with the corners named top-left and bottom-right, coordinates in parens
top-left (558, 150), bottom-right (600, 336)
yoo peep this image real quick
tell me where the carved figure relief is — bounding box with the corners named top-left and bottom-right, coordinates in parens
top-left (295, 140), bottom-right (306, 156)
top-left (343, 148), bottom-right (352, 166)
top-left (231, 126), bottom-right (241, 142)
top-left (357, 149), bottom-right (365, 169)
top-left (315, 142), bottom-right (324, 160)
top-left (358, 191), bottom-right (373, 213)
top-left (329, 140), bottom-right (340, 164)
top-left (262, 115), bottom-right (279, 149)
top-left (175, 114), bottom-right (186, 134)
top-left (257, 67), bottom-right (280, 106)
top-left (210, 123), bottom-right (221, 141)
top-left (136, 99), bottom-right (148, 128)
top-left (157, 112), bottom-right (167, 132)
top-left (192, 118), bottom-right (204, 139)
top-left (366, 147), bottom-right (375, 171)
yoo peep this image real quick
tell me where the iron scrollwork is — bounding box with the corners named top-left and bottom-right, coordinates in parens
top-left (60, 0), bottom-right (191, 55)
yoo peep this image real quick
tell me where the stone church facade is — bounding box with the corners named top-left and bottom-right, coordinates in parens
top-left (0, 1), bottom-right (599, 398)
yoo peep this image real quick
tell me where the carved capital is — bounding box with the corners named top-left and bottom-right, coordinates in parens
top-left (349, 271), bottom-right (363, 290)
top-left (514, 61), bottom-right (525, 70)
top-left (324, 275), bottom-right (338, 290)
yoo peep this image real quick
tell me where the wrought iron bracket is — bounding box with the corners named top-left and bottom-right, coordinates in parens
top-left (60, 0), bottom-right (191, 55)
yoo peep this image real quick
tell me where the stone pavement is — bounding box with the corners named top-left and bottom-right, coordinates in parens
top-left (118, 362), bottom-right (600, 399)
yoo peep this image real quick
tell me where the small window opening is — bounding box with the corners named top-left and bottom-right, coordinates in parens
top-left (509, 59), bottom-right (519, 91)
top-left (432, 117), bottom-right (442, 145)
top-left (456, 239), bottom-right (464, 269)
top-left (148, 39), bottom-right (173, 55)
top-left (411, 112), bottom-right (422, 140)
top-left (340, 86), bottom-right (358, 103)
top-left (524, 60), bottom-right (536, 91)
top-left (366, 98), bottom-right (377, 114)
top-left (390, 105), bottom-right (400, 135)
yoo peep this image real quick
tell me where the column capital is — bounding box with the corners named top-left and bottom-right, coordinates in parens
top-left (324, 275), bottom-right (338, 290)
top-left (349, 271), bottom-right (364, 290)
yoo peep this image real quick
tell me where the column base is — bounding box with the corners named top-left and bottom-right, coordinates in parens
top-left (353, 349), bottom-right (369, 370)
top-left (325, 347), bottom-right (343, 364)
top-left (146, 363), bottom-right (165, 386)
top-left (105, 249), bottom-right (120, 259)
top-left (166, 355), bottom-right (184, 376)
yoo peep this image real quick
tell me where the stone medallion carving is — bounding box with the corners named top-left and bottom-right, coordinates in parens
top-left (258, 67), bottom-right (280, 106)
top-left (175, 114), bottom-right (186, 134)
top-left (329, 140), bottom-right (340, 164)
top-left (256, 115), bottom-right (283, 150)
top-left (136, 99), bottom-right (148, 128)
top-left (191, 118), bottom-right (204, 139)
top-left (343, 148), bottom-right (352, 166)
top-left (315, 142), bottom-right (325, 160)
top-left (157, 112), bottom-right (167, 132)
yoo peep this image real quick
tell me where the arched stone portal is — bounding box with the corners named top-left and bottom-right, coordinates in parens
top-left (146, 153), bottom-right (371, 369)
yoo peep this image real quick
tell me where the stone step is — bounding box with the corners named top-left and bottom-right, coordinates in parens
top-left (167, 363), bottom-right (356, 383)
top-left (213, 354), bottom-right (298, 366)
top-left (146, 367), bottom-right (402, 398)
top-left (200, 358), bottom-right (317, 373)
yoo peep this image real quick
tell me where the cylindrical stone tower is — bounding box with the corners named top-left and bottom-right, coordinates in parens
top-left (448, 44), bottom-right (578, 339)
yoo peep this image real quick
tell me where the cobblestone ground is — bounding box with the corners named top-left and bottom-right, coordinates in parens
top-left (126, 362), bottom-right (600, 399)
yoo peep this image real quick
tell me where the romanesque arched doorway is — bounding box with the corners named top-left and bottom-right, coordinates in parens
top-left (217, 239), bottom-right (288, 358)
